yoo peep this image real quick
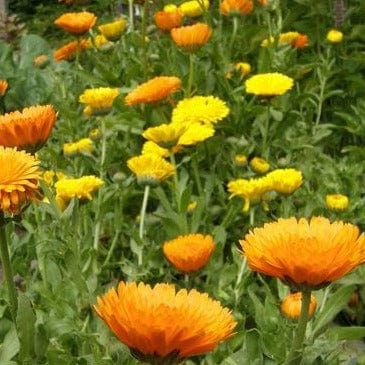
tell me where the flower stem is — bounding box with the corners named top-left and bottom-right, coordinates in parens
top-left (283, 288), bottom-right (312, 365)
top-left (0, 214), bottom-right (18, 321)
top-left (262, 103), bottom-right (271, 157)
top-left (128, 0), bottom-right (134, 32)
top-left (139, 184), bottom-right (150, 240)
top-left (141, 0), bottom-right (149, 79)
top-left (186, 53), bottom-right (195, 97)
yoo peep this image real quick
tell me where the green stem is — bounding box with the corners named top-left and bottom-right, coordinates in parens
top-left (229, 16), bottom-right (238, 55)
top-left (139, 184), bottom-right (150, 240)
top-left (141, 0), bottom-right (149, 79)
top-left (191, 153), bottom-right (203, 196)
top-left (283, 288), bottom-right (312, 365)
top-left (128, 0), bottom-right (134, 32)
top-left (0, 215), bottom-right (18, 321)
top-left (262, 103), bottom-right (271, 157)
top-left (186, 53), bottom-right (194, 97)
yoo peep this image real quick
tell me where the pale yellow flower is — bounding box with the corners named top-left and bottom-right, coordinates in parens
top-left (245, 73), bottom-right (294, 96)
top-left (326, 29), bottom-right (343, 43)
top-left (63, 138), bottom-right (94, 156)
top-left (98, 19), bottom-right (127, 41)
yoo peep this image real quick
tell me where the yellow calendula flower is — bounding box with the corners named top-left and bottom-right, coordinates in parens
top-left (325, 194), bottom-right (349, 211)
top-left (234, 154), bottom-right (248, 166)
top-left (42, 170), bottom-right (67, 186)
top-left (63, 138), bottom-right (94, 156)
top-left (326, 29), bottom-right (343, 43)
top-left (79, 87), bottom-right (119, 115)
top-left (98, 19), bottom-right (127, 41)
top-left (261, 31), bottom-right (305, 47)
top-left (55, 176), bottom-right (103, 209)
top-left (164, 4), bottom-right (178, 12)
top-left (234, 62), bottom-right (251, 77)
top-left (89, 128), bottom-right (101, 140)
top-left (187, 200), bottom-right (197, 213)
top-left (142, 141), bottom-right (170, 158)
top-left (227, 177), bottom-right (270, 212)
top-left (249, 157), bottom-right (270, 174)
top-left (172, 95), bottom-right (229, 126)
top-left (245, 73), bottom-right (294, 96)
top-left (84, 34), bottom-right (110, 49)
top-left (265, 168), bottom-right (303, 195)
top-left (127, 154), bottom-right (175, 186)
top-left (179, 0), bottom-right (210, 17)
top-left (281, 292), bottom-right (317, 320)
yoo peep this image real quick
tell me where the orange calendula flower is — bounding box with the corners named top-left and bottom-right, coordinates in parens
top-left (53, 39), bottom-right (87, 62)
top-left (220, 0), bottom-right (254, 16)
top-left (170, 23), bottom-right (212, 52)
top-left (154, 9), bottom-right (183, 32)
top-left (281, 292), bottom-right (317, 320)
top-left (0, 105), bottom-right (57, 153)
top-left (0, 147), bottom-right (41, 214)
top-left (0, 80), bottom-right (8, 96)
top-left (94, 282), bottom-right (236, 363)
top-left (163, 233), bottom-right (216, 273)
top-left (240, 216), bottom-right (365, 289)
top-left (125, 76), bottom-right (181, 106)
top-left (54, 12), bottom-right (97, 35)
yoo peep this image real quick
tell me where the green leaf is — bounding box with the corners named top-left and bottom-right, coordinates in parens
top-left (326, 326), bottom-right (365, 341)
top-left (0, 325), bottom-right (19, 362)
top-left (311, 285), bottom-right (355, 339)
top-left (16, 293), bottom-right (36, 363)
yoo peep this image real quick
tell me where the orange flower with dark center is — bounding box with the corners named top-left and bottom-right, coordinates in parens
top-left (170, 23), bottom-right (212, 52)
top-left (94, 282), bottom-right (236, 362)
top-left (54, 12), bottom-right (97, 35)
top-left (54, 39), bottom-right (87, 62)
top-left (0, 147), bottom-right (41, 214)
top-left (163, 233), bottom-right (216, 273)
top-left (220, 0), bottom-right (254, 15)
top-left (125, 76), bottom-right (182, 106)
top-left (240, 216), bottom-right (365, 289)
top-left (0, 105), bottom-right (57, 153)
top-left (154, 9), bottom-right (183, 32)
top-left (0, 80), bottom-right (8, 96)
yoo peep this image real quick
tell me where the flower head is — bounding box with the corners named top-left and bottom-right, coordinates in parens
top-left (142, 141), bottom-right (170, 158)
top-left (170, 23), bottom-right (212, 52)
top-left (220, 0), bottom-right (254, 16)
top-left (154, 9), bottom-right (183, 32)
top-left (240, 216), bottom-right (365, 289)
top-left (265, 168), bottom-right (303, 195)
top-left (178, 0), bottom-right (210, 17)
top-left (84, 34), bottom-right (110, 49)
top-left (172, 95), bottom-right (229, 126)
top-left (281, 292), bottom-right (317, 320)
top-left (79, 87), bottom-right (119, 115)
top-left (245, 72), bottom-right (294, 96)
top-left (94, 282), bottom-right (236, 362)
top-left (325, 194), bottom-right (349, 211)
top-left (326, 29), bottom-right (343, 43)
top-left (163, 233), bottom-right (216, 273)
top-left (261, 31), bottom-right (308, 49)
top-left (54, 12), bottom-right (97, 35)
top-left (63, 138), bottom-right (94, 156)
top-left (227, 177), bottom-right (270, 212)
top-left (55, 175), bottom-right (103, 209)
top-left (127, 154), bottom-right (175, 186)
top-left (0, 80), bottom-right (8, 96)
top-left (0, 105), bottom-right (57, 153)
top-left (125, 76), bottom-right (181, 106)
top-left (249, 156), bottom-right (270, 174)
top-left (53, 39), bottom-right (87, 62)
top-left (98, 19), bottom-right (127, 41)
top-left (234, 62), bottom-right (251, 77)
top-left (234, 154), bottom-right (248, 166)
top-left (0, 147), bottom-right (41, 214)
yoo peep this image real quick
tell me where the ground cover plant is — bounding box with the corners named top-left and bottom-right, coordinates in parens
top-left (0, 0), bottom-right (365, 364)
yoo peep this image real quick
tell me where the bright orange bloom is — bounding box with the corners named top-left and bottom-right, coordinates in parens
top-left (0, 105), bottom-right (57, 152)
top-left (163, 233), bottom-right (216, 273)
top-left (240, 217), bottom-right (365, 289)
top-left (54, 12), bottom-right (97, 35)
top-left (0, 147), bottom-right (41, 214)
top-left (170, 23), bottom-right (212, 52)
top-left (291, 34), bottom-right (308, 49)
top-left (281, 292), bottom-right (317, 320)
top-left (154, 9), bottom-right (183, 32)
top-left (220, 0), bottom-right (254, 15)
top-left (125, 76), bottom-right (181, 106)
top-left (94, 282), bottom-right (236, 362)
top-left (0, 80), bottom-right (8, 96)
top-left (53, 39), bottom-right (87, 62)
